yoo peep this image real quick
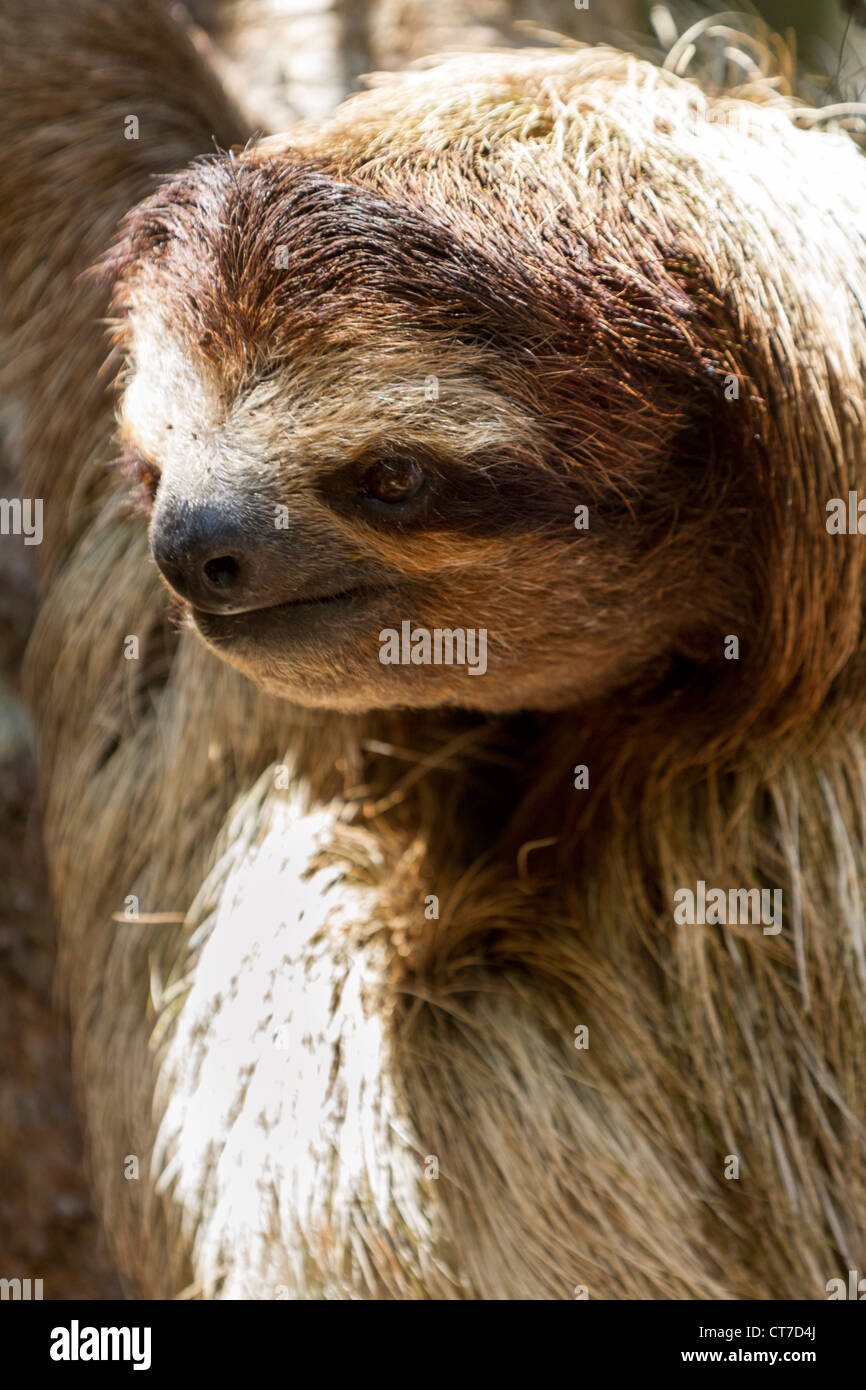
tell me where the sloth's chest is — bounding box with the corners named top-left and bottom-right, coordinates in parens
top-left (154, 791), bottom-right (597, 1299)
top-left (155, 800), bottom-right (468, 1298)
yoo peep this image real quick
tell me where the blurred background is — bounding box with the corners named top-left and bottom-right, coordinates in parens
top-left (194, 1), bottom-right (866, 130)
top-left (0, 0), bottom-right (862, 1299)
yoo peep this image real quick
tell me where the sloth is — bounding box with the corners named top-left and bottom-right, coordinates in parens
top-left (2, 0), bottom-right (866, 1299)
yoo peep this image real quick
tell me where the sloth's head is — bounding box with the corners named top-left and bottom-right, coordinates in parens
top-left (108, 50), bottom-right (866, 719)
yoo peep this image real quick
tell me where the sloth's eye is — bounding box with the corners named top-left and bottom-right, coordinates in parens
top-left (357, 457), bottom-right (425, 505)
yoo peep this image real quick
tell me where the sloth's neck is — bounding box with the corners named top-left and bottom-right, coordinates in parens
top-left (202, 643), bottom-right (839, 911)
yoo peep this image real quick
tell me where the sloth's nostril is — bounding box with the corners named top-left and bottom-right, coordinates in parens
top-left (151, 503), bottom-right (257, 611)
top-left (203, 555), bottom-right (240, 589)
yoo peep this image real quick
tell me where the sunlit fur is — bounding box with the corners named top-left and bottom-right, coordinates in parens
top-left (2, 1), bottom-right (866, 1297)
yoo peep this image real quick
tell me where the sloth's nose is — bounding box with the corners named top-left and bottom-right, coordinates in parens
top-left (150, 500), bottom-right (266, 614)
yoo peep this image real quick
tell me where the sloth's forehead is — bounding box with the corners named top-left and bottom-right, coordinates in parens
top-left (119, 312), bottom-right (535, 475)
top-left (110, 153), bottom-right (560, 388)
top-left (111, 153), bottom-right (567, 482)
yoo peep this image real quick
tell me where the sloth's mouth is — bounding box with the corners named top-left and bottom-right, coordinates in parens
top-left (259, 584), bottom-right (368, 614)
top-left (191, 585), bottom-right (378, 646)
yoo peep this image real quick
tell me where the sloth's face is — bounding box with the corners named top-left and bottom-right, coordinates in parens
top-left (113, 146), bottom-right (729, 715)
top-left (119, 311), bottom-right (703, 715)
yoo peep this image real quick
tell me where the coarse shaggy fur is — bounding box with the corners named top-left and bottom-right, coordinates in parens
top-left (1, 1), bottom-right (866, 1297)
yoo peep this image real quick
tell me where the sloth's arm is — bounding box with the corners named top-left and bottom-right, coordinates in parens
top-left (0, 0), bottom-right (246, 544)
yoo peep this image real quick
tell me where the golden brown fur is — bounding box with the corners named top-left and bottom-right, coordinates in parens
top-left (2, 1), bottom-right (866, 1297)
